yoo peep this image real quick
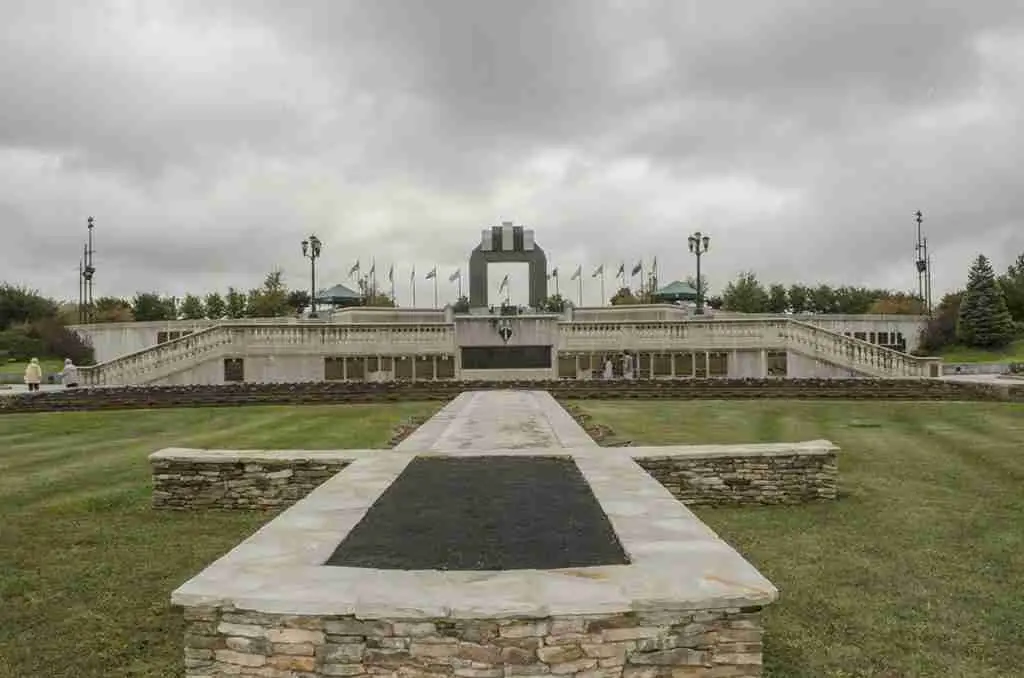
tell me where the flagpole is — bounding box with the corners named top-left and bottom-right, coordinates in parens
top-left (458, 274), bottom-right (463, 300)
top-left (555, 272), bottom-right (560, 297)
top-left (411, 268), bottom-right (416, 307)
top-left (600, 271), bottom-right (605, 306)
top-left (577, 273), bottom-right (583, 306)
top-left (433, 269), bottom-right (438, 308)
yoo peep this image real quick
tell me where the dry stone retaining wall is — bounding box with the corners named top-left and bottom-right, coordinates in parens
top-left (3, 377), bottom-right (1020, 415)
top-left (152, 458), bottom-right (349, 510)
top-left (183, 605), bottom-right (764, 678)
top-left (636, 451), bottom-right (837, 506)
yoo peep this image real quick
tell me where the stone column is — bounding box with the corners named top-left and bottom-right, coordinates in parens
top-left (759, 349), bottom-right (768, 378)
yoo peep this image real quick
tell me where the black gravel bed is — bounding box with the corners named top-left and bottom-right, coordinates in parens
top-left (325, 456), bottom-right (630, 571)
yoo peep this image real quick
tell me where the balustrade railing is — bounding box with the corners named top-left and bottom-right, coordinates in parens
top-left (558, 319), bottom-right (790, 351)
top-left (234, 323), bottom-right (456, 354)
top-left (80, 323), bottom-right (458, 385)
top-left (784, 320), bottom-right (940, 378)
top-left (79, 317), bottom-right (939, 386)
top-left (79, 326), bottom-right (231, 386)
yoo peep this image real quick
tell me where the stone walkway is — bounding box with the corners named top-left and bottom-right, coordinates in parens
top-left (395, 390), bottom-right (596, 451)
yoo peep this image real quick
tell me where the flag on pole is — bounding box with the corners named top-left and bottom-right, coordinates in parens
top-left (550, 267), bottom-right (559, 279)
top-left (348, 260), bottom-right (360, 278)
top-left (449, 269), bottom-right (461, 282)
top-left (425, 267), bottom-right (437, 280)
top-left (388, 265), bottom-right (394, 283)
top-left (631, 261), bottom-right (642, 276)
top-left (592, 264), bottom-right (604, 278)
top-left (616, 262), bottom-right (625, 279)
top-left (369, 260), bottom-right (376, 276)
top-left (571, 265), bottom-right (582, 280)
top-left (410, 266), bottom-right (415, 282)
top-left (498, 274), bottom-right (509, 292)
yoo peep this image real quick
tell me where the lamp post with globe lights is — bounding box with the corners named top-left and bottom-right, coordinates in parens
top-left (301, 235), bottom-right (322, 318)
top-left (687, 231), bottom-right (710, 315)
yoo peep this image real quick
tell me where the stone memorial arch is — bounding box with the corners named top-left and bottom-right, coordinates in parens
top-left (468, 221), bottom-right (548, 308)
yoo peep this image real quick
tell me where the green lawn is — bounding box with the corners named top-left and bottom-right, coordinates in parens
top-left (0, 402), bottom-right (441, 678)
top-left (937, 338), bottom-right (1024, 363)
top-left (573, 400), bottom-right (1024, 678)
top-left (5, 399), bottom-right (1024, 678)
top-left (0, 357), bottom-right (64, 379)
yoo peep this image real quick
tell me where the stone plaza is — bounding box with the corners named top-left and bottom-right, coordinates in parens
top-left (159, 390), bottom-right (838, 677)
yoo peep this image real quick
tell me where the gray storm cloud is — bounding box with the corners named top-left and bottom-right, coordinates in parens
top-left (1, 0), bottom-right (1022, 306)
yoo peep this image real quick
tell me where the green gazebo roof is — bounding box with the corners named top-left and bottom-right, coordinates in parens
top-left (315, 283), bottom-right (361, 303)
top-left (654, 280), bottom-right (699, 300)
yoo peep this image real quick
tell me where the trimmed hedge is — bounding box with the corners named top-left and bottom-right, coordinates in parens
top-left (1, 378), bottom-right (1021, 414)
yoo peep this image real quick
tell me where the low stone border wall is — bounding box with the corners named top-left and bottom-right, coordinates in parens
top-left (631, 442), bottom-right (838, 506)
top-left (2, 377), bottom-right (1021, 414)
top-left (183, 605), bottom-right (764, 678)
top-left (151, 450), bottom-right (351, 510)
top-left (153, 440), bottom-right (838, 511)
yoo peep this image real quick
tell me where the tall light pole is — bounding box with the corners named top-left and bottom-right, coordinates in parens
top-left (687, 231), bottom-right (710, 314)
top-left (914, 211), bottom-right (933, 316)
top-left (81, 217), bottom-right (96, 323)
top-left (301, 234), bottom-right (322, 318)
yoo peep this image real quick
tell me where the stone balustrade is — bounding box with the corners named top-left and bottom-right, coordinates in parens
top-left (79, 326), bottom-right (230, 387)
top-left (79, 317), bottom-right (939, 387)
top-left (235, 323), bottom-right (456, 356)
top-left (558, 319), bottom-right (790, 352)
top-left (784, 320), bottom-right (940, 378)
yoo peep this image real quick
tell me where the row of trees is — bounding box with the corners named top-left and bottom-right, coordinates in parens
top-left (607, 274), bottom-right (925, 315)
top-left (919, 253), bottom-right (1023, 352)
top-left (79, 271), bottom-right (397, 324)
top-left (0, 284), bottom-right (94, 364)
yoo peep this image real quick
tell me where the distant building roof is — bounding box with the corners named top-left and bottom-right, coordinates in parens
top-left (655, 280), bottom-right (699, 298)
top-left (316, 283), bottom-right (361, 302)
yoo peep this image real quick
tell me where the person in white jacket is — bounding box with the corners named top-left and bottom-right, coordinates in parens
top-left (60, 358), bottom-right (80, 388)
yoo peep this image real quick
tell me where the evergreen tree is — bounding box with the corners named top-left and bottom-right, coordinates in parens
top-left (204, 292), bottom-right (227, 320)
top-left (225, 287), bottom-right (248, 319)
top-left (766, 284), bottom-right (789, 313)
top-left (957, 254), bottom-right (1015, 348)
top-left (179, 294), bottom-right (205, 319)
top-left (998, 253), bottom-right (1024, 322)
top-left (131, 292), bottom-right (172, 321)
top-left (721, 272), bottom-right (769, 313)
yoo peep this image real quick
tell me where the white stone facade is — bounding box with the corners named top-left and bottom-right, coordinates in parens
top-left (69, 305), bottom-right (937, 386)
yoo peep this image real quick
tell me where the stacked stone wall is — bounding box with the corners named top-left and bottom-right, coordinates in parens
top-left (152, 459), bottom-right (348, 510)
top-left (637, 452), bottom-right (837, 506)
top-left (182, 605), bottom-right (765, 678)
top-left (3, 377), bottom-right (1019, 415)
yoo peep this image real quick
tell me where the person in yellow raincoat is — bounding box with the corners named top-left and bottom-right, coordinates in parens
top-left (23, 358), bottom-right (42, 392)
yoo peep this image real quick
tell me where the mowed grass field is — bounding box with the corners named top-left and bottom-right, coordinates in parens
top-left (572, 400), bottom-right (1024, 678)
top-left (3, 399), bottom-right (1024, 677)
top-left (0, 402), bottom-right (441, 678)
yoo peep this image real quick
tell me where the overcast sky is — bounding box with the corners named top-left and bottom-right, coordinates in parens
top-left (3, 0), bottom-right (1024, 308)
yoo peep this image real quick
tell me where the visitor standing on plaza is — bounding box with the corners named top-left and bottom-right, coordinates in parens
top-left (60, 358), bottom-right (80, 388)
top-left (23, 358), bottom-right (42, 392)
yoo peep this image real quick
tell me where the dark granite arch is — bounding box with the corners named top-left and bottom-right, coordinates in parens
top-left (469, 225), bottom-right (548, 308)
